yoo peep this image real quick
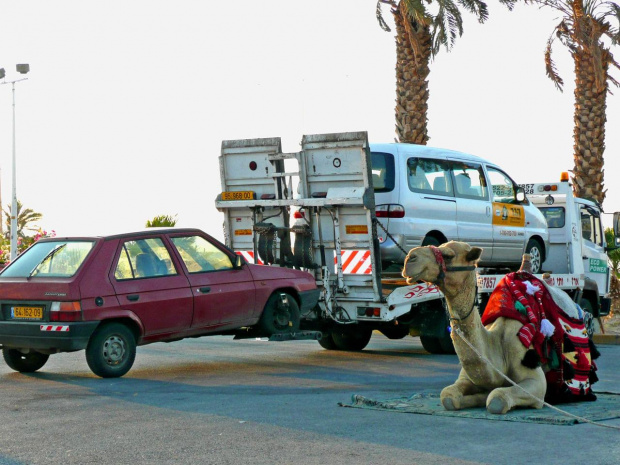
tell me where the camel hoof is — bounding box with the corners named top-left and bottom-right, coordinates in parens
top-left (442, 398), bottom-right (458, 411)
top-left (487, 397), bottom-right (509, 415)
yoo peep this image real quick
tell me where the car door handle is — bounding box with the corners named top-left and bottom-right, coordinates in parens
top-left (127, 294), bottom-right (140, 302)
top-left (198, 287), bottom-right (211, 294)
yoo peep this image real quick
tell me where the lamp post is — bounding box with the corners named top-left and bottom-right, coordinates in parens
top-left (0, 64), bottom-right (30, 261)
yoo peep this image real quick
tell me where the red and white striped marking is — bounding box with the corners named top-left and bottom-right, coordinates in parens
top-left (336, 250), bottom-right (372, 274)
top-left (236, 250), bottom-right (264, 265)
top-left (40, 325), bottom-right (69, 332)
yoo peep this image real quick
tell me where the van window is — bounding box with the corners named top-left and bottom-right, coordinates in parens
top-left (486, 167), bottom-right (517, 203)
top-left (406, 158), bottom-right (453, 196)
top-left (452, 163), bottom-right (488, 200)
top-left (539, 207), bottom-right (565, 228)
top-left (370, 152), bottom-right (395, 193)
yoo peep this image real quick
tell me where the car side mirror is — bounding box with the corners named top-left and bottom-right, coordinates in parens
top-left (515, 187), bottom-right (525, 203)
top-left (234, 253), bottom-right (245, 269)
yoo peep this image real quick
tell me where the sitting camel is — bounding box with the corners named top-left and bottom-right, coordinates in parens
top-left (402, 241), bottom-right (592, 415)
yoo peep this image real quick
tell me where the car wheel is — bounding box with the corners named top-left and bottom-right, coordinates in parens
top-left (420, 336), bottom-right (443, 354)
top-left (579, 299), bottom-right (596, 337)
top-left (422, 236), bottom-right (442, 247)
top-left (525, 239), bottom-right (543, 273)
top-left (258, 293), bottom-right (301, 336)
top-left (331, 327), bottom-right (372, 351)
top-left (85, 323), bottom-right (136, 378)
top-left (2, 348), bottom-right (49, 373)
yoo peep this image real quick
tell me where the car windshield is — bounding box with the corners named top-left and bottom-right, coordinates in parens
top-left (0, 240), bottom-right (96, 278)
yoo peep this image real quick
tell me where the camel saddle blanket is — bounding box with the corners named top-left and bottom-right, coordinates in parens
top-left (481, 271), bottom-right (598, 403)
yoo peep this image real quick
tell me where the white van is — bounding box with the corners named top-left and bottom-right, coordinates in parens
top-left (370, 143), bottom-right (549, 273)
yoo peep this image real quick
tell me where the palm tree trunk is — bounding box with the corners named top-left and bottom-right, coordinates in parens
top-left (392, 3), bottom-right (432, 144)
top-left (572, 48), bottom-right (609, 205)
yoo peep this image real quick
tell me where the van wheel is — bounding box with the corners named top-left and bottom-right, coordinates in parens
top-left (86, 323), bottom-right (136, 378)
top-left (2, 348), bottom-right (49, 372)
top-left (258, 293), bottom-right (301, 335)
top-left (525, 239), bottom-right (543, 273)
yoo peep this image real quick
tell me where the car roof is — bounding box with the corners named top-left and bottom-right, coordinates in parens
top-left (369, 142), bottom-right (493, 165)
top-left (36, 227), bottom-right (208, 242)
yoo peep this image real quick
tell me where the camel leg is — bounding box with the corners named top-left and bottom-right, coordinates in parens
top-left (486, 374), bottom-right (546, 414)
top-left (440, 369), bottom-right (489, 411)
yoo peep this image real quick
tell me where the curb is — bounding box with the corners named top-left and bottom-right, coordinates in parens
top-left (593, 334), bottom-right (620, 345)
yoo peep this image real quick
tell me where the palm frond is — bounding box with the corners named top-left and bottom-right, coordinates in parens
top-left (376, 1), bottom-right (392, 32)
top-left (457, 0), bottom-right (490, 23)
top-left (545, 33), bottom-right (565, 91)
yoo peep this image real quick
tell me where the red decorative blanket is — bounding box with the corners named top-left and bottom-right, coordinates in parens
top-left (481, 271), bottom-right (598, 403)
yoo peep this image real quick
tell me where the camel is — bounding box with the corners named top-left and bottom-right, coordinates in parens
top-left (401, 241), bottom-right (585, 415)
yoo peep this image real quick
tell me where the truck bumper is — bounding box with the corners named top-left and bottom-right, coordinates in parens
top-left (0, 321), bottom-right (100, 352)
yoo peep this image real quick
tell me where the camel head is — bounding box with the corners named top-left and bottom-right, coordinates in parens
top-left (402, 241), bottom-right (483, 293)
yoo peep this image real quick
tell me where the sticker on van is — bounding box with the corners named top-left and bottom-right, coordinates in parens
top-left (492, 203), bottom-right (525, 227)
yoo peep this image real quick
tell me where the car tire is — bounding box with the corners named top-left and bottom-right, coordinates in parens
top-left (2, 348), bottom-right (49, 373)
top-left (258, 293), bottom-right (301, 336)
top-left (85, 323), bottom-right (136, 378)
top-left (525, 239), bottom-right (544, 273)
top-left (331, 327), bottom-right (372, 351)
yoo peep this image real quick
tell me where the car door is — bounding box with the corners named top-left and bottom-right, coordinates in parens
top-left (486, 166), bottom-right (527, 263)
top-left (111, 236), bottom-right (194, 336)
top-left (451, 161), bottom-right (493, 259)
top-left (168, 233), bottom-right (256, 328)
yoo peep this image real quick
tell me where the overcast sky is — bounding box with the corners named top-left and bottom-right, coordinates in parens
top-left (0, 0), bottom-right (618, 239)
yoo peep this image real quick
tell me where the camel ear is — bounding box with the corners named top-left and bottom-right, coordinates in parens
top-left (466, 247), bottom-right (483, 262)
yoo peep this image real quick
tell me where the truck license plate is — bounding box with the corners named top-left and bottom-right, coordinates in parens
top-left (11, 306), bottom-right (43, 319)
top-left (221, 191), bottom-right (254, 201)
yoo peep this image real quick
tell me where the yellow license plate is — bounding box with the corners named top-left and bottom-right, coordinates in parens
top-left (221, 191), bottom-right (254, 201)
top-left (12, 306), bottom-right (43, 319)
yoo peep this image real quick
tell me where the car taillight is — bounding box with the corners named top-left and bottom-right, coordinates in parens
top-left (376, 204), bottom-right (405, 218)
top-left (50, 301), bottom-right (82, 322)
top-left (293, 210), bottom-right (305, 219)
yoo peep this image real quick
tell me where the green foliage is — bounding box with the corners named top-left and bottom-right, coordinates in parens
top-left (3, 200), bottom-right (43, 238)
top-left (605, 227), bottom-right (620, 276)
top-left (145, 214), bottom-right (178, 228)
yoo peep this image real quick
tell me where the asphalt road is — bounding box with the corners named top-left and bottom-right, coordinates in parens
top-left (0, 334), bottom-right (618, 465)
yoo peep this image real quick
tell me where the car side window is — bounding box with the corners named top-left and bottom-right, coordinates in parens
top-left (114, 238), bottom-right (178, 280)
top-left (171, 235), bottom-right (233, 273)
top-left (407, 158), bottom-right (453, 196)
top-left (486, 167), bottom-right (517, 203)
top-left (452, 163), bottom-right (488, 200)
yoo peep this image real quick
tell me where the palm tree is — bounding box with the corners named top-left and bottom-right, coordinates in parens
top-left (3, 201), bottom-right (43, 238)
top-left (533, 0), bottom-right (620, 205)
top-left (376, 0), bottom-right (516, 144)
top-left (145, 214), bottom-right (178, 228)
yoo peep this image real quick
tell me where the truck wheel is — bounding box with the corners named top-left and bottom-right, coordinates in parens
top-left (439, 333), bottom-right (456, 354)
top-left (2, 348), bottom-right (49, 373)
top-left (525, 239), bottom-right (543, 273)
top-left (331, 327), bottom-right (372, 351)
top-left (318, 331), bottom-right (337, 350)
top-left (86, 323), bottom-right (136, 378)
top-left (258, 293), bottom-right (301, 335)
top-left (379, 325), bottom-right (409, 340)
top-left (420, 336), bottom-right (443, 354)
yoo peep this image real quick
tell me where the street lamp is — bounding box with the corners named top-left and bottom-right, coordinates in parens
top-left (0, 64), bottom-right (30, 260)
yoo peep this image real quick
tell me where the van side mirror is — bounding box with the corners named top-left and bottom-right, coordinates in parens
top-left (515, 187), bottom-right (525, 203)
top-left (614, 212), bottom-right (620, 243)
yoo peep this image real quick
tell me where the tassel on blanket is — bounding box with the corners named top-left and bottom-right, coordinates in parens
top-left (540, 318), bottom-right (555, 337)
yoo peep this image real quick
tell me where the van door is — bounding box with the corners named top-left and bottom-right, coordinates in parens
top-left (486, 166), bottom-right (527, 263)
top-left (451, 162), bottom-right (493, 260)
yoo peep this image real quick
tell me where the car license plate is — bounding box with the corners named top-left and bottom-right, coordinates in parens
top-left (221, 191), bottom-right (254, 201)
top-left (11, 306), bottom-right (44, 320)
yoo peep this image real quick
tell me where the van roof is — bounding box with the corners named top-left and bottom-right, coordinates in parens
top-left (369, 143), bottom-right (493, 165)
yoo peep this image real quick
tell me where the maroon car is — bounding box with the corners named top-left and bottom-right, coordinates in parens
top-left (0, 228), bottom-right (318, 378)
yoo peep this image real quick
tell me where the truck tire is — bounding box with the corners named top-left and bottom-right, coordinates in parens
top-left (331, 327), bottom-right (372, 351)
top-left (379, 325), bottom-right (409, 340)
top-left (258, 293), bottom-right (301, 335)
top-left (318, 331), bottom-right (337, 350)
top-left (439, 333), bottom-right (456, 354)
top-left (86, 323), bottom-right (136, 378)
top-left (420, 336), bottom-right (443, 354)
top-left (2, 348), bottom-right (49, 373)
top-left (525, 239), bottom-right (543, 273)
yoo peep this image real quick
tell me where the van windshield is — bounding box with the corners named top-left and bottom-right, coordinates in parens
top-left (370, 152), bottom-right (395, 192)
top-left (0, 240), bottom-right (95, 278)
